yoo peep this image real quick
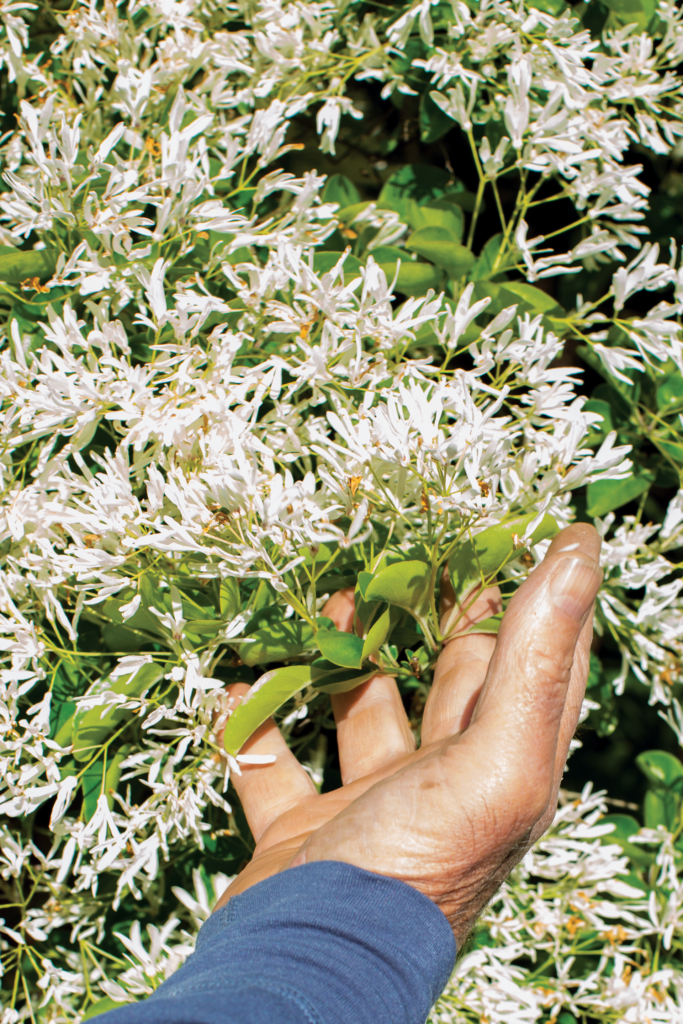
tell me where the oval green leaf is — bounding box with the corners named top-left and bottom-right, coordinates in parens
top-left (499, 281), bottom-right (562, 315)
top-left (222, 665), bottom-right (313, 755)
top-left (313, 251), bottom-right (363, 278)
top-left (239, 619), bottom-right (314, 667)
top-left (377, 259), bottom-right (443, 296)
top-left (636, 749), bottom-right (683, 786)
top-left (361, 604), bottom-right (400, 661)
top-left (405, 198), bottom-right (464, 240)
top-left (315, 629), bottom-right (365, 669)
top-left (357, 571), bottom-right (375, 600)
top-left (643, 788), bottom-right (680, 831)
top-left (599, 814), bottom-right (653, 868)
top-left (586, 471), bottom-right (653, 518)
top-left (405, 227), bottom-right (474, 277)
top-left (363, 560), bottom-right (432, 620)
top-left (465, 612), bottom-right (504, 636)
top-left (310, 659), bottom-right (378, 694)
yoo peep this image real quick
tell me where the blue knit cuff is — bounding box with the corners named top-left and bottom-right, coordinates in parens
top-left (99, 861), bottom-right (456, 1024)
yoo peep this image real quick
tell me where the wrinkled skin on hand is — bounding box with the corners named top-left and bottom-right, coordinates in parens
top-left (214, 524), bottom-right (602, 947)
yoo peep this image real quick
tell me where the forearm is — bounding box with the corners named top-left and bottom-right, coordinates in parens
top-left (98, 861), bottom-right (456, 1024)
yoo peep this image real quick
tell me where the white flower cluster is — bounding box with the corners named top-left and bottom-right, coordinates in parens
top-left (0, 0), bottom-right (681, 1019)
top-left (433, 787), bottom-right (683, 1024)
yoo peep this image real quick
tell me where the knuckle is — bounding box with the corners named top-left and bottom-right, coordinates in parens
top-left (494, 761), bottom-right (553, 836)
top-left (529, 642), bottom-right (574, 689)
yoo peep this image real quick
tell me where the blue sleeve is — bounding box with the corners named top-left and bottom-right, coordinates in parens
top-left (100, 861), bottom-right (456, 1024)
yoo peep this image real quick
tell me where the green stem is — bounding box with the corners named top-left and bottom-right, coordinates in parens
top-left (466, 177), bottom-right (486, 250)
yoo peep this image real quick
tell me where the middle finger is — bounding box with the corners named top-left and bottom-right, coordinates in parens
top-left (323, 588), bottom-right (416, 785)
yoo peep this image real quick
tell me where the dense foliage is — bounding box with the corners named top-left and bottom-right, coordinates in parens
top-left (0, 0), bottom-right (683, 1020)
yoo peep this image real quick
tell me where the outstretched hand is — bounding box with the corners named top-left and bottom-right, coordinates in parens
top-left (214, 523), bottom-right (602, 946)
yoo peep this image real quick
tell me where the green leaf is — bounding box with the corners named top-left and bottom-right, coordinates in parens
top-left (406, 227), bottom-right (474, 278)
top-left (364, 560), bottom-right (432, 620)
top-left (599, 814), bottom-right (652, 868)
top-left (81, 759), bottom-right (105, 821)
top-left (220, 577), bottom-right (241, 619)
top-left (73, 417), bottom-right (99, 450)
top-left (105, 754), bottom-right (124, 812)
top-left (644, 788), bottom-right (681, 831)
top-left (315, 629), bottom-right (365, 669)
top-left (586, 470), bottom-right (653, 517)
top-left (323, 174), bottom-right (361, 208)
top-left (636, 749), bottom-right (683, 786)
top-left (81, 745), bottom-right (129, 821)
top-left (354, 581), bottom-right (380, 635)
top-left (362, 604), bottom-right (400, 661)
top-left (602, 0), bottom-right (655, 30)
top-left (583, 399), bottom-right (614, 445)
top-left (335, 200), bottom-right (372, 225)
top-left (375, 257), bottom-right (443, 296)
top-left (470, 279), bottom-right (562, 319)
top-left (419, 91), bottom-right (455, 143)
top-left (448, 513), bottom-right (559, 603)
top-left (405, 199), bottom-right (464, 241)
top-left (72, 662), bottom-right (164, 761)
top-left (357, 571), bottom-right (374, 600)
top-left (313, 251), bottom-right (364, 278)
top-left (656, 374), bottom-right (683, 413)
top-left (222, 665), bottom-right (312, 755)
top-left (0, 246), bottom-right (59, 284)
top-left (252, 579), bottom-right (279, 612)
top-left (310, 659), bottom-right (378, 694)
top-left (465, 612), bottom-right (503, 636)
top-left (499, 281), bottom-right (561, 315)
top-left (239, 619), bottom-right (314, 666)
top-left (49, 662), bottom-right (82, 746)
top-left (52, 707), bottom-right (77, 747)
top-left (371, 245), bottom-right (407, 263)
top-left (471, 280), bottom-right (506, 317)
top-left (82, 998), bottom-right (132, 1021)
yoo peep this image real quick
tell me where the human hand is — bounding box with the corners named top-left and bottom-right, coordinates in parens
top-left (214, 523), bottom-right (602, 946)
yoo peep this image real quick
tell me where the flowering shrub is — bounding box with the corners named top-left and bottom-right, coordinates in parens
top-left (0, 0), bottom-right (683, 1019)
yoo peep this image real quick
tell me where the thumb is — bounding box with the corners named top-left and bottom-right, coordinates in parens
top-left (465, 523), bottom-right (602, 815)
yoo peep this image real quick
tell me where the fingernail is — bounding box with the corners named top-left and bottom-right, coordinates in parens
top-left (549, 557), bottom-right (603, 622)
